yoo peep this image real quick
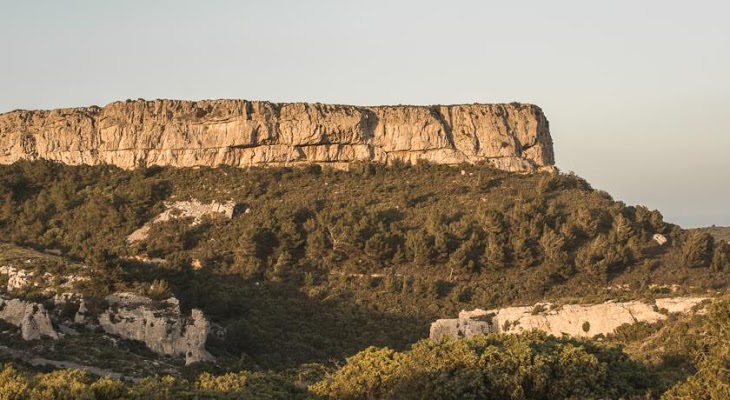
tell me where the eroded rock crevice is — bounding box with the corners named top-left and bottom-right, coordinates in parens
top-left (0, 264), bottom-right (215, 365)
top-left (0, 297), bottom-right (58, 340)
top-left (98, 293), bottom-right (213, 365)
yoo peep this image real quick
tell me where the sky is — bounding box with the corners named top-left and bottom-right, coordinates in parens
top-left (1, 0), bottom-right (728, 227)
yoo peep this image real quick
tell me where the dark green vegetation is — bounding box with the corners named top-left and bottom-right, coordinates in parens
top-left (1, 160), bottom-right (729, 398)
top-left (313, 295), bottom-right (730, 400)
top-left (605, 297), bottom-right (730, 399)
top-left (0, 365), bottom-right (308, 400)
top-left (1, 296), bottom-right (728, 399)
top-left (312, 332), bottom-right (653, 399)
top-left (694, 225), bottom-right (730, 245)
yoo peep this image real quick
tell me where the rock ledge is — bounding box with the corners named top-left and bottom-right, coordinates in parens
top-left (430, 297), bottom-right (709, 340)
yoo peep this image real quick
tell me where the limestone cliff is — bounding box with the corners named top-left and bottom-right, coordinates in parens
top-left (0, 297), bottom-right (59, 340)
top-left (430, 297), bottom-right (709, 340)
top-left (127, 200), bottom-right (236, 243)
top-left (0, 99), bottom-right (555, 172)
top-left (98, 293), bottom-right (213, 365)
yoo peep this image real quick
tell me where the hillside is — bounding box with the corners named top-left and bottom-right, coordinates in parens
top-left (0, 158), bottom-right (728, 397)
top-left (694, 225), bottom-right (730, 244)
top-left (1, 159), bottom-right (728, 371)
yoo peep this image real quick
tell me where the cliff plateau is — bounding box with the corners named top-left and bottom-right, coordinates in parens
top-left (0, 99), bottom-right (555, 172)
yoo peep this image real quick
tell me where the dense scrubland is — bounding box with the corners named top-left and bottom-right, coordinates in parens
top-left (0, 160), bottom-right (728, 398)
top-left (0, 296), bottom-right (727, 399)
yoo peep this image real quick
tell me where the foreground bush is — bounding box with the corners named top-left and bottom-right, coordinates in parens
top-left (311, 331), bottom-right (653, 399)
top-left (0, 366), bottom-right (306, 400)
top-left (661, 297), bottom-right (730, 399)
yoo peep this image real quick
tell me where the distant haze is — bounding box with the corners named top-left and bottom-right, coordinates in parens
top-left (1, 1), bottom-right (728, 227)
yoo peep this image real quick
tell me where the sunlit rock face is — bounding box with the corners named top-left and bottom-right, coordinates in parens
top-left (0, 297), bottom-right (59, 340)
top-left (97, 292), bottom-right (213, 365)
top-left (0, 99), bottom-right (555, 173)
top-left (430, 297), bottom-right (709, 340)
top-left (126, 200), bottom-right (236, 243)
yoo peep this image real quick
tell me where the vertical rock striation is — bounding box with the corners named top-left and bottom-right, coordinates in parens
top-left (0, 99), bottom-right (555, 172)
top-left (98, 293), bottom-right (213, 365)
top-left (0, 297), bottom-right (59, 340)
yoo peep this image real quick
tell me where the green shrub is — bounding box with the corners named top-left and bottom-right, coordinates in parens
top-left (312, 332), bottom-right (654, 399)
top-left (146, 279), bottom-right (171, 301)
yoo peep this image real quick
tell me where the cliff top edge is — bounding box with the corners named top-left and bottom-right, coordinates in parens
top-left (1, 98), bottom-right (543, 116)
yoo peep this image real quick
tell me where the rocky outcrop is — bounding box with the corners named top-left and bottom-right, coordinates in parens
top-left (74, 299), bottom-right (92, 326)
top-left (98, 292), bottom-right (213, 365)
top-left (652, 233), bottom-right (668, 245)
top-left (0, 297), bottom-right (59, 340)
top-left (0, 99), bottom-right (555, 173)
top-left (127, 200), bottom-right (235, 243)
top-left (430, 297), bottom-right (708, 340)
top-left (0, 266), bottom-right (32, 291)
top-left (0, 265), bottom-right (88, 293)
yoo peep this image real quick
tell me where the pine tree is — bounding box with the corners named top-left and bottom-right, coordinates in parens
top-left (271, 250), bottom-right (293, 282)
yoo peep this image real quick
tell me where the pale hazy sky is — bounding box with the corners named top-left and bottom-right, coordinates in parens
top-left (1, 1), bottom-right (728, 227)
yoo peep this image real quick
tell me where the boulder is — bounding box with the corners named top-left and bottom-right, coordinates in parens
top-left (653, 233), bottom-right (668, 245)
top-left (0, 297), bottom-right (59, 340)
top-left (74, 299), bottom-right (93, 326)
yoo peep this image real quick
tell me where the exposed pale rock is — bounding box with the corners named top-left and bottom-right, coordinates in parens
top-left (0, 265), bottom-right (88, 293)
top-left (0, 266), bottom-right (32, 291)
top-left (0, 99), bottom-right (555, 173)
top-left (653, 233), bottom-right (668, 246)
top-left (655, 297), bottom-right (708, 313)
top-left (74, 299), bottom-right (92, 325)
top-left (125, 226), bottom-right (151, 244)
top-left (98, 292), bottom-right (213, 365)
top-left (0, 297), bottom-right (59, 340)
top-left (430, 297), bottom-right (709, 340)
top-left (58, 324), bottom-right (79, 336)
top-left (127, 200), bottom-right (235, 243)
top-left (53, 292), bottom-right (79, 305)
top-left (185, 309), bottom-right (213, 364)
